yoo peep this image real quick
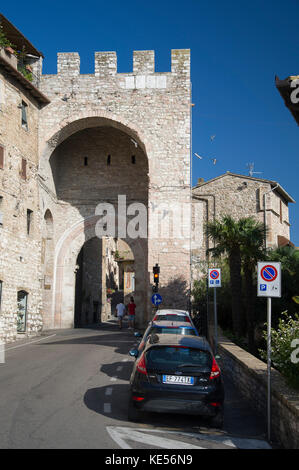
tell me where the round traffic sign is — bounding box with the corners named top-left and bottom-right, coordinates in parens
top-left (210, 270), bottom-right (219, 280)
top-left (151, 293), bottom-right (162, 305)
top-left (261, 265), bottom-right (278, 282)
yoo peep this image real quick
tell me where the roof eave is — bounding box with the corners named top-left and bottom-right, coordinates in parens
top-left (0, 54), bottom-right (50, 106)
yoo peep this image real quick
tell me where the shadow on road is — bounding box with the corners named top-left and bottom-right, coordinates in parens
top-left (83, 384), bottom-right (224, 432)
top-left (38, 329), bottom-right (138, 355)
top-left (100, 361), bottom-right (133, 381)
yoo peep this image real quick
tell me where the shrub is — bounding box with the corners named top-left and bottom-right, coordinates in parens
top-left (259, 311), bottom-right (299, 389)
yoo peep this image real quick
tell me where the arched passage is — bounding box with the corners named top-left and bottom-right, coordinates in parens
top-left (52, 216), bottom-right (148, 329)
top-left (40, 116), bottom-right (149, 329)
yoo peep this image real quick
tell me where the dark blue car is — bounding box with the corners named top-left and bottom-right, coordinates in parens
top-left (128, 334), bottom-right (224, 428)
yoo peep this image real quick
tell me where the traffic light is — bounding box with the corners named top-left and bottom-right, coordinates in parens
top-left (153, 264), bottom-right (160, 286)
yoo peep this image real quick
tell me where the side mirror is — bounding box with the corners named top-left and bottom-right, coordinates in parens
top-left (129, 349), bottom-right (139, 357)
top-left (134, 332), bottom-right (142, 338)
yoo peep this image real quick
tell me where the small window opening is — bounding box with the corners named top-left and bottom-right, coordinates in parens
top-left (27, 209), bottom-right (33, 235)
top-left (0, 145), bottom-right (4, 169)
top-left (84, 157), bottom-right (88, 166)
top-left (21, 158), bottom-right (27, 180)
top-left (0, 280), bottom-right (2, 310)
top-left (21, 101), bottom-right (28, 130)
top-left (107, 155), bottom-right (111, 166)
top-left (17, 290), bottom-right (28, 332)
top-left (0, 196), bottom-right (3, 226)
top-left (131, 155), bottom-right (136, 164)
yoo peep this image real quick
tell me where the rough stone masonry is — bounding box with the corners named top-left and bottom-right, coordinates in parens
top-left (37, 49), bottom-right (192, 330)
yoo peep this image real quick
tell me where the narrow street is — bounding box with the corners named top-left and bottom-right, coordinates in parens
top-left (0, 321), bottom-right (271, 449)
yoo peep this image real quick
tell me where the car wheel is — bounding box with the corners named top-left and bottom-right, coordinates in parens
top-left (209, 409), bottom-right (224, 429)
top-left (128, 399), bottom-right (142, 422)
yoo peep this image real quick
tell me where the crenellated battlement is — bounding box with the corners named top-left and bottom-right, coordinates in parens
top-left (55, 49), bottom-right (190, 81)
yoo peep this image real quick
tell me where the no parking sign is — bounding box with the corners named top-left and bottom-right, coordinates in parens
top-left (257, 262), bottom-right (281, 298)
top-left (208, 268), bottom-right (221, 288)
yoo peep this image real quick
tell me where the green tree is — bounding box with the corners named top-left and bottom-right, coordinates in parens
top-left (206, 215), bottom-right (244, 336)
top-left (240, 217), bottom-right (266, 353)
top-left (265, 246), bottom-right (299, 323)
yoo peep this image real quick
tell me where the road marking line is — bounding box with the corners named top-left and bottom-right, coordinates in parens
top-left (106, 426), bottom-right (204, 449)
top-left (122, 358), bottom-right (128, 362)
top-left (116, 366), bottom-right (123, 371)
top-left (139, 428), bottom-right (272, 449)
top-left (110, 377), bottom-right (117, 382)
top-left (1, 334), bottom-right (57, 353)
top-left (104, 403), bottom-right (111, 413)
top-left (105, 387), bottom-right (113, 396)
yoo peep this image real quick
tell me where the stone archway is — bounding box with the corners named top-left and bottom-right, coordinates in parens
top-left (52, 215), bottom-right (148, 329)
top-left (39, 115), bottom-right (150, 330)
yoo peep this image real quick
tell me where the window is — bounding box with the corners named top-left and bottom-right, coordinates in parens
top-left (84, 157), bottom-right (88, 166)
top-left (21, 101), bottom-right (28, 130)
top-left (280, 200), bottom-right (283, 223)
top-left (107, 155), bottom-right (111, 166)
top-left (27, 209), bottom-right (33, 235)
top-left (131, 155), bottom-right (136, 164)
top-left (21, 158), bottom-right (27, 180)
top-left (17, 290), bottom-right (28, 332)
top-left (0, 145), bottom-right (4, 169)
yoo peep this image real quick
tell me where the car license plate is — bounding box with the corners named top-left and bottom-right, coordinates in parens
top-left (162, 375), bottom-right (194, 385)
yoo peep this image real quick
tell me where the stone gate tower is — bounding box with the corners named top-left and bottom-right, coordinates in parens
top-left (38, 49), bottom-right (191, 329)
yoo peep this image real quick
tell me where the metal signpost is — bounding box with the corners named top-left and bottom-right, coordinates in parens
top-left (257, 261), bottom-right (281, 443)
top-left (208, 268), bottom-right (221, 357)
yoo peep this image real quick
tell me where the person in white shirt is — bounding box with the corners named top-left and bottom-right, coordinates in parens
top-left (116, 302), bottom-right (126, 329)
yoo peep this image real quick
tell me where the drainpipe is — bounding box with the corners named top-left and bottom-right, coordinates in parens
top-left (263, 184), bottom-right (279, 250)
top-left (192, 193), bottom-right (216, 336)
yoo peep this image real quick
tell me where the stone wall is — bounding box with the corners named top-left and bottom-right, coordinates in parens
top-left (0, 70), bottom-right (43, 342)
top-left (210, 329), bottom-right (299, 449)
top-left (38, 49), bottom-right (191, 328)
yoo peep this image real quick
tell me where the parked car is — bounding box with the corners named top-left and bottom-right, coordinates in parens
top-left (128, 334), bottom-right (224, 428)
top-left (154, 308), bottom-right (191, 319)
top-left (152, 309), bottom-right (194, 325)
top-left (129, 320), bottom-right (199, 358)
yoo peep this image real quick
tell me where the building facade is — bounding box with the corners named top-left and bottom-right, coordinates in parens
top-left (0, 14), bottom-right (50, 342)
top-left (192, 172), bottom-right (295, 280)
top-left (0, 14), bottom-right (192, 341)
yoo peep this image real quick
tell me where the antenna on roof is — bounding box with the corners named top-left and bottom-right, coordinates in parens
top-left (246, 162), bottom-right (262, 177)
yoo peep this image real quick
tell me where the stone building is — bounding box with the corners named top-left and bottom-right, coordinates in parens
top-left (192, 172), bottom-right (295, 279)
top-left (0, 14), bottom-right (50, 342)
top-left (0, 14), bottom-right (192, 340)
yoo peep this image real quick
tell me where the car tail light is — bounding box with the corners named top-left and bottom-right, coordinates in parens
top-left (209, 357), bottom-right (220, 379)
top-left (210, 402), bottom-right (221, 407)
top-left (132, 396), bottom-right (145, 401)
top-left (185, 317), bottom-right (191, 323)
top-left (153, 315), bottom-right (157, 321)
top-left (136, 353), bottom-right (147, 375)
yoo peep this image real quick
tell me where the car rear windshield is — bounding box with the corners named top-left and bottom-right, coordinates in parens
top-left (149, 327), bottom-right (196, 336)
top-left (145, 346), bottom-right (212, 369)
top-left (155, 314), bottom-right (188, 322)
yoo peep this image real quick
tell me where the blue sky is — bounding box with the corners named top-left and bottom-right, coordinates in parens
top-left (2, 0), bottom-right (298, 244)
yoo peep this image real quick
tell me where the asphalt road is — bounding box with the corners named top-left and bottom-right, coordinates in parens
top-left (0, 320), bottom-right (272, 449)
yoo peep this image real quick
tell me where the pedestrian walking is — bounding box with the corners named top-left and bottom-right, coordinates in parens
top-left (127, 296), bottom-right (136, 330)
top-left (116, 301), bottom-right (126, 329)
